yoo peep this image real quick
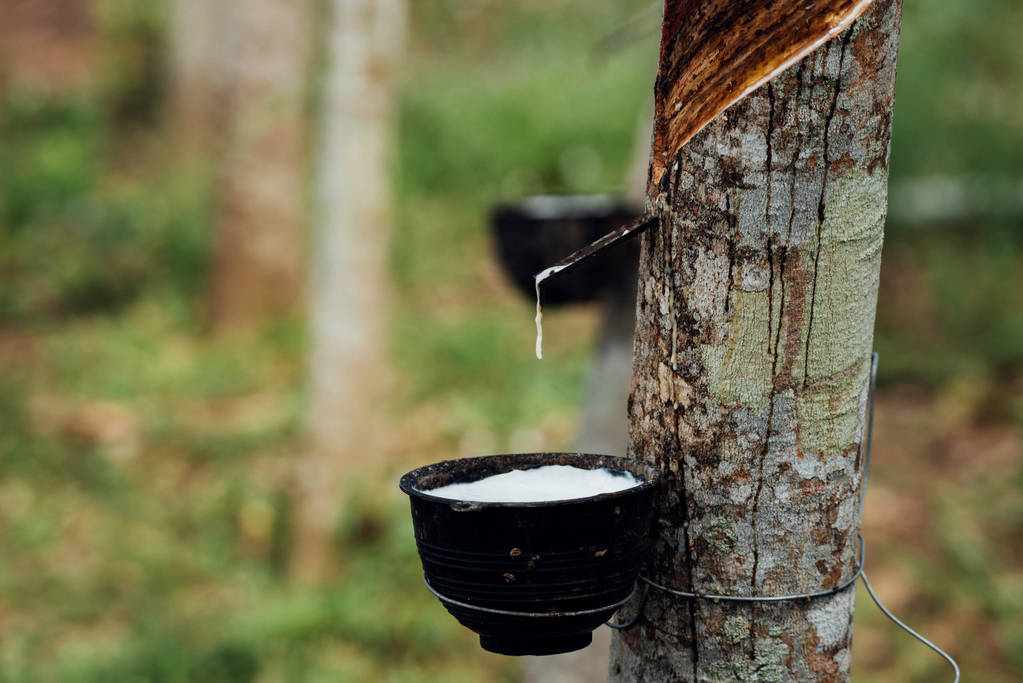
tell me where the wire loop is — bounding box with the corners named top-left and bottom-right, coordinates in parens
top-left (636, 533), bottom-right (864, 604)
top-left (423, 576), bottom-right (638, 619)
top-left (605, 582), bottom-right (648, 630)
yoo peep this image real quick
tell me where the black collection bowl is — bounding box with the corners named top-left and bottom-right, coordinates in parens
top-left (490, 195), bottom-right (641, 306)
top-left (398, 452), bottom-right (658, 656)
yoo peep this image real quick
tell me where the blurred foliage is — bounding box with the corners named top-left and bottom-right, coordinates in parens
top-left (876, 234), bottom-right (1023, 388)
top-left (0, 94), bottom-right (208, 320)
top-left (95, 0), bottom-right (169, 127)
top-left (891, 0), bottom-right (1023, 181)
top-left (0, 0), bottom-right (1020, 681)
top-left (876, 0), bottom-right (1023, 388)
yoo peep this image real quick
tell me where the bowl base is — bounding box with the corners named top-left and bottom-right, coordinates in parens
top-left (480, 633), bottom-right (592, 656)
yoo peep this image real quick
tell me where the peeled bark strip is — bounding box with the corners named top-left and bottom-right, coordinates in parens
top-left (610, 0), bottom-right (901, 680)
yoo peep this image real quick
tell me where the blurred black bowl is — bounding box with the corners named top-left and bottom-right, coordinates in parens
top-left (490, 195), bottom-right (641, 306)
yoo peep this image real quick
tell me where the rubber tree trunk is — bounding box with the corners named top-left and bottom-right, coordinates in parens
top-left (609, 0), bottom-right (901, 680)
top-left (206, 0), bottom-right (312, 332)
top-left (293, 0), bottom-right (405, 583)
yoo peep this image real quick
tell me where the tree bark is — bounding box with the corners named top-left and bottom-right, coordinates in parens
top-left (609, 0), bottom-right (901, 680)
top-left (206, 0), bottom-right (312, 331)
top-left (293, 0), bottom-right (405, 583)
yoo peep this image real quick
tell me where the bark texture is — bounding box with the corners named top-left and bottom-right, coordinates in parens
top-left (609, 0), bottom-right (901, 680)
top-left (294, 0), bottom-right (405, 582)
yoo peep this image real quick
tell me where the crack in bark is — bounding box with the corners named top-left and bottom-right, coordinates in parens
top-left (805, 355), bottom-right (868, 389)
top-left (725, 194), bottom-right (736, 317)
top-left (749, 81), bottom-right (779, 591)
top-left (747, 81), bottom-right (779, 665)
top-left (804, 29), bottom-right (853, 388)
top-left (773, 62), bottom-right (804, 387)
top-left (659, 190), bottom-right (698, 677)
top-left (673, 409), bottom-right (700, 679)
top-left (763, 83), bottom-right (776, 359)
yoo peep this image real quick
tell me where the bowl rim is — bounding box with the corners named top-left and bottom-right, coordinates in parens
top-left (398, 452), bottom-right (659, 509)
top-left (490, 194), bottom-right (641, 222)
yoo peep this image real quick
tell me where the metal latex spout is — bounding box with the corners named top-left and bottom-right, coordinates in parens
top-left (532, 213), bottom-right (656, 359)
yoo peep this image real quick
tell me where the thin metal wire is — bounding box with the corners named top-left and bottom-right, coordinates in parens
top-left (590, 1), bottom-right (663, 65)
top-left (637, 533), bottom-right (864, 603)
top-left (602, 352), bottom-right (961, 681)
top-left (857, 352), bottom-right (959, 682)
top-left (860, 570), bottom-right (960, 682)
top-left (422, 575), bottom-right (638, 619)
top-left (605, 582), bottom-right (648, 630)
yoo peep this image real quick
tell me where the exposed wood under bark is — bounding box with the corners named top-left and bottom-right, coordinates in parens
top-left (649, 0), bottom-right (875, 191)
top-left (610, 0), bottom-right (902, 679)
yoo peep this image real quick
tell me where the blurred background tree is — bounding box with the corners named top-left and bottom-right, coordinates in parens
top-left (167, 0), bottom-right (234, 157)
top-left (194, 0), bottom-right (311, 331)
top-left (296, 0), bottom-right (406, 584)
top-left (0, 0), bottom-right (1020, 681)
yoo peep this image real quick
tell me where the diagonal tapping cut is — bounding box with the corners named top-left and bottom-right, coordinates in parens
top-left (649, 0), bottom-right (876, 191)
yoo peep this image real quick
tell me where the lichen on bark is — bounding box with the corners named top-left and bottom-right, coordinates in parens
top-left (609, 0), bottom-right (902, 680)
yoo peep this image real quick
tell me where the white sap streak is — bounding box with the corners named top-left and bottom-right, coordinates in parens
top-left (533, 265), bottom-right (567, 359)
top-left (421, 465), bottom-right (641, 503)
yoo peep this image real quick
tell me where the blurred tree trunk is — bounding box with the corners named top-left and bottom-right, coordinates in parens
top-left (0, 0), bottom-right (97, 94)
top-left (609, 0), bottom-right (901, 680)
top-left (204, 0), bottom-right (312, 331)
top-left (167, 0), bottom-right (237, 156)
top-left (292, 0), bottom-right (406, 583)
